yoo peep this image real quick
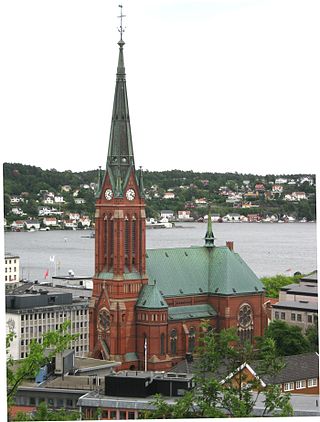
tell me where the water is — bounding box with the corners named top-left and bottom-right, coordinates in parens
top-left (4, 222), bottom-right (317, 281)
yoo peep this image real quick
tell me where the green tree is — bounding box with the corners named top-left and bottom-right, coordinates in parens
top-left (13, 401), bottom-right (79, 421)
top-left (305, 324), bottom-right (319, 353)
top-left (7, 321), bottom-right (78, 411)
top-left (143, 326), bottom-right (293, 419)
top-left (260, 274), bottom-right (301, 298)
top-left (264, 320), bottom-right (311, 356)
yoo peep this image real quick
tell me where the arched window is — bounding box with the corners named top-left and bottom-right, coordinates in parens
top-left (160, 333), bottom-right (165, 355)
top-left (238, 303), bottom-right (253, 343)
top-left (131, 216), bottom-right (136, 265)
top-left (170, 329), bottom-right (177, 355)
top-left (188, 327), bottom-right (196, 353)
top-left (124, 216), bottom-right (129, 266)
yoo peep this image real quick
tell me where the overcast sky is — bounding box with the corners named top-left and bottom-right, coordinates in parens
top-left (1, 0), bottom-right (319, 175)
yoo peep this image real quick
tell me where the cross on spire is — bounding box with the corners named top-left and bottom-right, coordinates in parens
top-left (118, 4), bottom-right (126, 41)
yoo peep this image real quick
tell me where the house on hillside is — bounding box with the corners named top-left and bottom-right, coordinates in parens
top-left (24, 220), bottom-right (40, 231)
top-left (163, 192), bottom-right (175, 199)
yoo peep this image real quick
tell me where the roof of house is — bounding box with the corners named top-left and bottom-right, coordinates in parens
top-left (145, 246), bottom-right (264, 299)
top-left (272, 300), bottom-right (318, 311)
top-left (170, 352), bottom-right (319, 386)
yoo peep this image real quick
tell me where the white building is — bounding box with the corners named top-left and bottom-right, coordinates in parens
top-left (24, 220), bottom-right (40, 230)
top-left (6, 290), bottom-right (89, 360)
top-left (160, 210), bottom-right (175, 220)
top-left (43, 217), bottom-right (58, 227)
top-left (275, 178), bottom-right (288, 184)
top-left (75, 198), bottom-right (86, 205)
top-left (54, 196), bottom-right (65, 203)
top-left (11, 220), bottom-right (25, 230)
top-left (4, 254), bottom-right (20, 283)
top-left (177, 211), bottom-right (193, 221)
top-left (163, 192), bottom-right (175, 199)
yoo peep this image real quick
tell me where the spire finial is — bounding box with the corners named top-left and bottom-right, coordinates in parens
top-left (117, 4), bottom-right (126, 42)
top-left (205, 204), bottom-right (215, 248)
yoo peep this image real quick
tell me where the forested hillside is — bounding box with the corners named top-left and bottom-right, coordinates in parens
top-left (3, 162), bottom-right (316, 223)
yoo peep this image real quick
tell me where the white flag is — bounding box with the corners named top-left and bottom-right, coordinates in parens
top-left (49, 256), bottom-right (55, 262)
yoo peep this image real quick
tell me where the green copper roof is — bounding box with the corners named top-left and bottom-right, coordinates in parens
top-left (145, 246), bottom-right (264, 297)
top-left (136, 283), bottom-right (168, 309)
top-left (168, 304), bottom-right (217, 321)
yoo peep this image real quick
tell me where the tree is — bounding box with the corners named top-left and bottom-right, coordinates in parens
top-left (260, 274), bottom-right (301, 298)
top-left (143, 325), bottom-right (293, 419)
top-left (13, 402), bottom-right (79, 421)
top-left (7, 321), bottom-right (78, 411)
top-left (305, 324), bottom-right (319, 353)
top-left (263, 320), bottom-right (311, 356)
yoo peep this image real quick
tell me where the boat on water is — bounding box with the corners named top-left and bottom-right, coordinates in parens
top-left (81, 231), bottom-right (95, 238)
top-left (146, 217), bottom-right (173, 229)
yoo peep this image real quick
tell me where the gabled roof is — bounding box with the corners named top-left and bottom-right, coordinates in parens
top-left (145, 246), bottom-right (264, 298)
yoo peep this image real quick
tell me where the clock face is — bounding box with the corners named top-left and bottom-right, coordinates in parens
top-left (126, 188), bottom-right (135, 201)
top-left (105, 189), bottom-right (113, 200)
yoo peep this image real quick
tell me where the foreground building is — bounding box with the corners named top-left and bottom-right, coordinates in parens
top-left (89, 28), bottom-right (267, 371)
top-left (6, 290), bottom-right (89, 359)
top-left (272, 270), bottom-right (318, 332)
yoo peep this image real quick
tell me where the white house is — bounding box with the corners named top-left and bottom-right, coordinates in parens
top-left (79, 216), bottom-right (91, 227)
top-left (43, 196), bottom-right (54, 205)
top-left (11, 207), bottom-right (24, 216)
top-left (11, 220), bottom-right (25, 230)
top-left (24, 220), bottom-right (40, 230)
top-left (300, 176), bottom-right (314, 186)
top-left (64, 220), bottom-right (77, 229)
top-left (223, 213), bottom-right (242, 222)
top-left (54, 196), bottom-right (64, 203)
top-left (195, 198), bottom-right (208, 205)
top-left (61, 185), bottom-right (72, 192)
top-left (160, 210), bottom-right (175, 220)
top-left (178, 211), bottom-right (192, 221)
top-left (163, 192), bottom-right (175, 199)
top-left (43, 217), bottom-right (58, 227)
top-left (10, 196), bottom-right (23, 204)
top-left (69, 213), bottom-right (80, 221)
top-left (275, 178), bottom-right (288, 184)
top-left (75, 198), bottom-right (86, 205)
top-left (292, 192), bottom-right (307, 201)
top-left (272, 185), bottom-right (283, 193)
top-left (204, 214), bottom-right (220, 222)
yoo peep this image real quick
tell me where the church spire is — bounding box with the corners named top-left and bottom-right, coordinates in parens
top-left (205, 205), bottom-right (215, 248)
top-left (106, 5), bottom-right (134, 196)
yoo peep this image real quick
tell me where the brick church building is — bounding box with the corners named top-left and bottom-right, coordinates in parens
top-left (89, 32), bottom-right (267, 371)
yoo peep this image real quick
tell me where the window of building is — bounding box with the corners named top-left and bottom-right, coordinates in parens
top-left (297, 314), bottom-right (302, 322)
top-left (284, 382), bottom-right (294, 391)
top-left (160, 333), bottom-right (165, 355)
top-left (20, 353), bottom-right (24, 359)
top-left (281, 312), bottom-right (285, 320)
top-left (110, 410), bottom-right (117, 419)
top-left (48, 398), bottom-right (54, 406)
top-left (296, 380), bottom-right (306, 389)
top-left (29, 397), bottom-right (36, 405)
top-left (274, 311), bottom-right (279, 320)
top-left (308, 315), bottom-right (313, 323)
top-left (119, 411), bottom-right (126, 419)
top-left (291, 313), bottom-right (296, 321)
top-left (188, 327), bottom-right (196, 353)
top-left (57, 399), bottom-right (64, 407)
top-left (66, 399), bottom-right (73, 407)
top-left (307, 378), bottom-right (318, 388)
top-left (102, 410), bottom-right (108, 418)
top-left (128, 411), bottom-right (135, 419)
top-left (170, 329), bottom-right (177, 355)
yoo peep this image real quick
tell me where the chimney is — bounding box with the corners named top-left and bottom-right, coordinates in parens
top-left (226, 241), bottom-right (234, 251)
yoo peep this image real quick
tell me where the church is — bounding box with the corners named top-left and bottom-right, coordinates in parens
top-left (89, 28), bottom-right (267, 371)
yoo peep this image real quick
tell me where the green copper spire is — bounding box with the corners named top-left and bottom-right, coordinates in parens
top-left (106, 9), bottom-right (135, 196)
top-left (95, 166), bottom-right (104, 198)
top-left (205, 205), bottom-right (215, 248)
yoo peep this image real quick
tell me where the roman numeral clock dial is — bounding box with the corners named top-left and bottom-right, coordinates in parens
top-left (105, 189), bottom-right (113, 200)
top-left (126, 188), bottom-right (135, 201)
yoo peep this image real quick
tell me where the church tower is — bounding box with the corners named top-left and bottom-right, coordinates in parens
top-left (89, 14), bottom-right (147, 367)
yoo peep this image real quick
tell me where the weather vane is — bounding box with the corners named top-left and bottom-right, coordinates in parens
top-left (118, 4), bottom-right (126, 40)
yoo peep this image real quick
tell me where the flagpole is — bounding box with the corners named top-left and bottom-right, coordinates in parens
top-left (144, 337), bottom-right (147, 372)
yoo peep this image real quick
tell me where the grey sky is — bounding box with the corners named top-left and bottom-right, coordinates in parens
top-left (1, 0), bottom-right (319, 175)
